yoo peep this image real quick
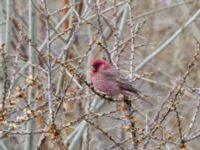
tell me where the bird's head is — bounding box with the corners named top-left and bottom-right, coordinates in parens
top-left (90, 59), bottom-right (111, 77)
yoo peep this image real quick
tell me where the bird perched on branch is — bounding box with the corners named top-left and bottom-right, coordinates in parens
top-left (90, 58), bottom-right (152, 105)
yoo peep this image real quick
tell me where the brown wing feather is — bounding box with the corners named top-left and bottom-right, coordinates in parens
top-left (116, 77), bottom-right (153, 106)
top-left (101, 68), bottom-right (139, 93)
top-left (101, 68), bottom-right (153, 105)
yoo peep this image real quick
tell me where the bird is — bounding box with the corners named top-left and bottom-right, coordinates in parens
top-left (90, 58), bottom-right (151, 105)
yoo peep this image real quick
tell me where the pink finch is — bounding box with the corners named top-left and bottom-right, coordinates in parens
top-left (90, 59), bottom-right (151, 104)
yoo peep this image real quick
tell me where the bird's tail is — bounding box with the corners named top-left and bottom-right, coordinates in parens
top-left (120, 83), bottom-right (153, 106)
top-left (133, 89), bottom-right (153, 106)
top-left (117, 78), bottom-right (153, 106)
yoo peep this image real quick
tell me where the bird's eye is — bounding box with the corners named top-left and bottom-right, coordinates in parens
top-left (90, 66), bottom-right (96, 72)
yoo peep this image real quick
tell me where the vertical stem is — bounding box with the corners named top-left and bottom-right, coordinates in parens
top-left (113, 0), bottom-right (120, 68)
top-left (43, 0), bottom-right (53, 122)
top-left (2, 1), bottom-right (13, 149)
top-left (24, 0), bottom-right (38, 150)
top-left (62, 0), bottom-right (69, 29)
top-left (5, 0), bottom-right (13, 53)
top-left (128, 4), bottom-right (136, 81)
top-left (85, 22), bottom-right (92, 150)
top-left (1, 44), bottom-right (7, 113)
top-left (56, 0), bottom-right (71, 96)
top-left (0, 4), bottom-right (5, 44)
top-left (93, 0), bottom-right (111, 63)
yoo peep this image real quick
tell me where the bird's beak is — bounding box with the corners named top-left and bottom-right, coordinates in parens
top-left (90, 66), bottom-right (96, 72)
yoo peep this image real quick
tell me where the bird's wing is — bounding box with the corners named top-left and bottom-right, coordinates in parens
top-left (100, 68), bottom-right (135, 90)
top-left (116, 78), bottom-right (153, 106)
top-left (101, 68), bottom-right (153, 105)
top-left (116, 78), bottom-right (141, 94)
top-left (100, 68), bottom-right (138, 93)
top-left (99, 67), bottom-right (120, 80)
